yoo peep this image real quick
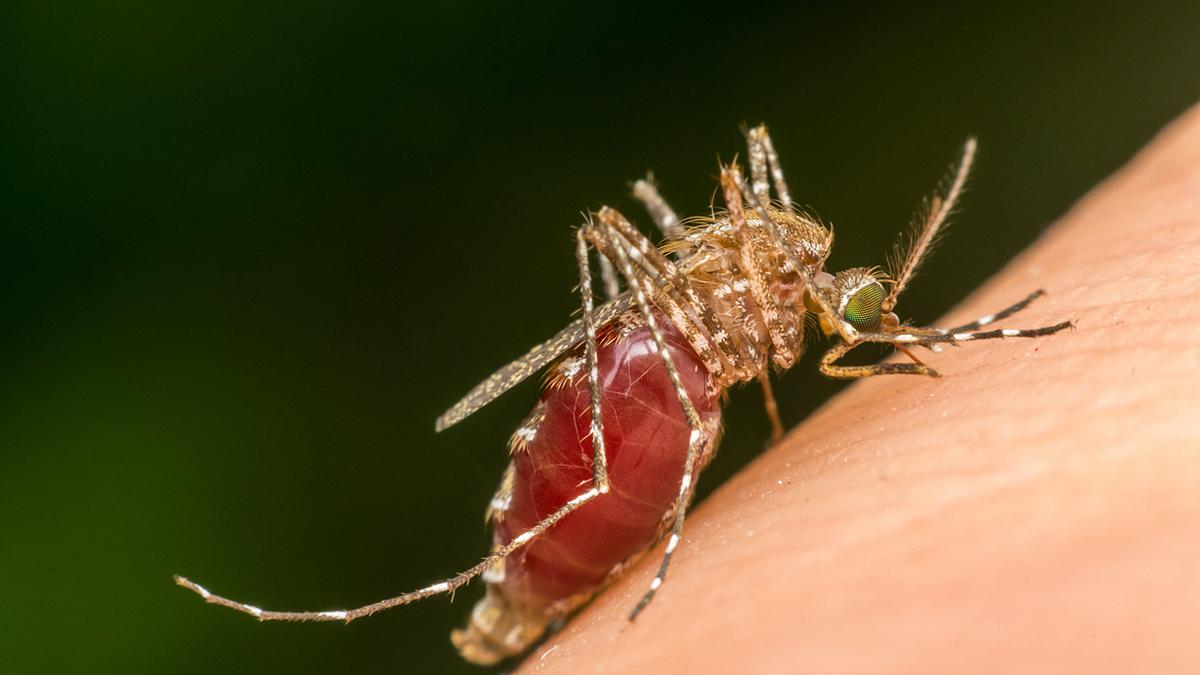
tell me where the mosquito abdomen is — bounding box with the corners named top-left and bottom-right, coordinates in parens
top-left (452, 314), bottom-right (722, 664)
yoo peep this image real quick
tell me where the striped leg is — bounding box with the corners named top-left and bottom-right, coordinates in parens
top-left (943, 290), bottom-right (1047, 333)
top-left (593, 214), bottom-right (709, 621)
top-left (173, 485), bottom-right (602, 622)
top-left (745, 125), bottom-right (793, 213)
top-left (921, 290), bottom-right (1048, 353)
top-left (726, 168), bottom-right (858, 344)
top-left (720, 165), bottom-right (797, 368)
top-left (717, 164), bottom-right (796, 437)
top-left (820, 319), bottom-right (1073, 379)
top-left (575, 226), bottom-right (611, 493)
top-left (594, 207), bottom-right (735, 382)
top-left (895, 321), bottom-right (1074, 347)
top-left (173, 222), bottom-right (635, 625)
top-left (632, 176), bottom-right (684, 241)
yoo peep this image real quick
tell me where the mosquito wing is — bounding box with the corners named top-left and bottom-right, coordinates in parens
top-left (435, 294), bottom-right (633, 432)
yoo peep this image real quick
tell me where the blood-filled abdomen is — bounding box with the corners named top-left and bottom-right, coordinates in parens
top-left (452, 315), bottom-right (721, 664)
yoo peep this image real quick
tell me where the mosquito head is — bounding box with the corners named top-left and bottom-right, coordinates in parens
top-left (812, 267), bottom-right (894, 336)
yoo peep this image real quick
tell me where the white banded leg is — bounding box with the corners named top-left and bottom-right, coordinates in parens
top-left (575, 225), bottom-right (611, 493)
top-left (583, 208), bottom-right (619, 299)
top-left (745, 125), bottom-right (793, 213)
top-left (719, 165), bottom-right (793, 368)
top-left (942, 290), bottom-right (1047, 334)
top-left (174, 485), bottom-right (602, 623)
top-left (595, 207), bottom-right (738, 380)
top-left (632, 177), bottom-right (684, 241)
top-left (594, 218), bottom-right (707, 621)
top-left (586, 212), bottom-right (722, 388)
top-left (881, 320), bottom-right (1074, 348)
top-left (726, 168), bottom-right (858, 344)
top-left (717, 164), bottom-right (793, 436)
top-left (921, 289), bottom-right (1048, 353)
top-left (821, 318), bottom-right (1073, 379)
top-left (174, 224), bottom-right (629, 625)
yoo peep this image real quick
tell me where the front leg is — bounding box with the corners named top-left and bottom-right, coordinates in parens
top-left (819, 341), bottom-right (941, 379)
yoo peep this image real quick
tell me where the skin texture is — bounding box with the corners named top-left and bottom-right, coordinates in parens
top-left (517, 105), bottom-right (1200, 674)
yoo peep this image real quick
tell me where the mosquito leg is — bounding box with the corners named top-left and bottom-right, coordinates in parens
top-left (597, 252), bottom-right (620, 299)
top-left (745, 124), bottom-right (793, 212)
top-left (942, 289), bottom-right (1046, 334)
top-left (757, 372), bottom-right (784, 444)
top-left (727, 168), bottom-right (856, 344)
top-left (575, 225), bottom-right (610, 493)
top-left (745, 125), bottom-right (772, 209)
top-left (588, 212), bottom-right (715, 379)
top-left (894, 321), bottom-right (1075, 347)
top-left (595, 207), bottom-right (735, 381)
top-left (174, 485), bottom-right (602, 623)
top-left (599, 221), bottom-right (707, 621)
top-left (822, 318), bottom-right (1073, 378)
top-left (720, 165), bottom-right (795, 369)
top-left (819, 341), bottom-right (941, 379)
top-left (174, 226), bottom-right (628, 626)
top-left (596, 207), bottom-right (689, 296)
top-left (632, 177), bottom-right (684, 241)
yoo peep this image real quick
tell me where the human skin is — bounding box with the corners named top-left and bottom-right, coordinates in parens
top-left (518, 105), bottom-right (1200, 674)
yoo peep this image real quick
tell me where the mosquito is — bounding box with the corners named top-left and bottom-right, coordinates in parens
top-left (176, 125), bottom-right (1071, 665)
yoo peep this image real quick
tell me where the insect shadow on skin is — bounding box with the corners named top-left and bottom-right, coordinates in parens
top-left (175, 125), bottom-right (1072, 665)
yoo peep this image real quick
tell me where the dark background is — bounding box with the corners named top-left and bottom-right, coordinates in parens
top-left (5, 2), bottom-right (1198, 673)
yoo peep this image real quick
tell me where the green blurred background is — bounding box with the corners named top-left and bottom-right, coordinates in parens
top-left (5, 2), bottom-right (1198, 673)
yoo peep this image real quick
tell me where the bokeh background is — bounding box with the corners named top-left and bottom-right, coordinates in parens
top-left (5, 2), bottom-right (1199, 673)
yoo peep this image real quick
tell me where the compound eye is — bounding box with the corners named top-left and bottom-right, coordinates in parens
top-left (843, 282), bottom-right (884, 330)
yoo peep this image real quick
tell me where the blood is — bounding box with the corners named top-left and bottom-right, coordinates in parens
top-left (493, 315), bottom-right (722, 611)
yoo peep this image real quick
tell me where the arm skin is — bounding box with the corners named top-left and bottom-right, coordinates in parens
top-left (518, 105), bottom-right (1200, 674)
